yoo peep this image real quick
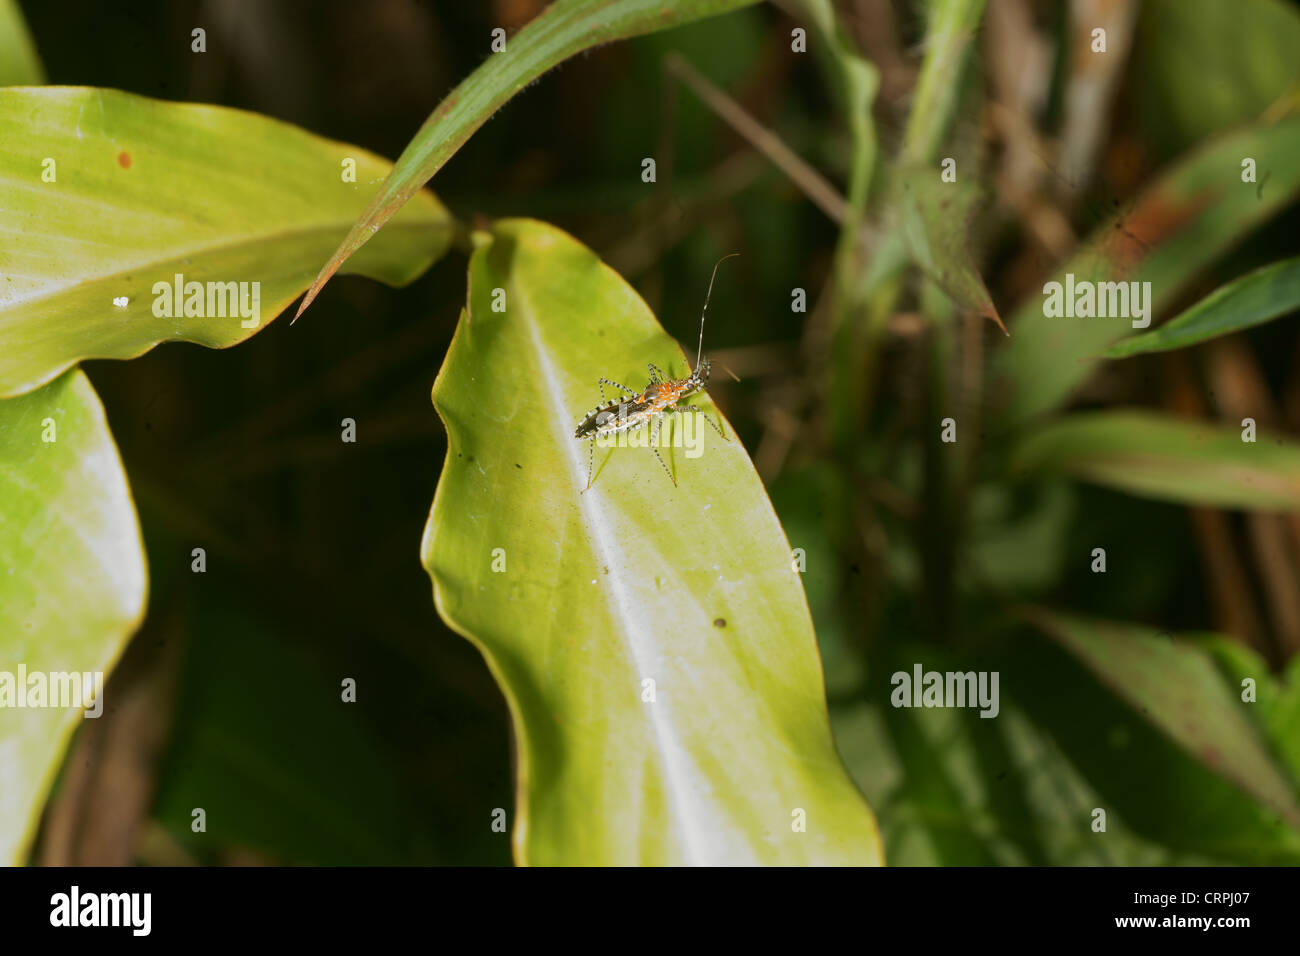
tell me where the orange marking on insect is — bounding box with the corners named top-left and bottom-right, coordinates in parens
top-left (575, 255), bottom-right (739, 491)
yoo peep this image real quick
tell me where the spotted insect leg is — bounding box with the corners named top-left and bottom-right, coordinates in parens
top-left (582, 436), bottom-right (595, 492)
top-left (649, 414), bottom-right (676, 487)
top-left (598, 377), bottom-right (636, 404)
top-left (676, 405), bottom-right (728, 440)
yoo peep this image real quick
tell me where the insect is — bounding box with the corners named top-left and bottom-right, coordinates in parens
top-left (574, 253), bottom-right (738, 491)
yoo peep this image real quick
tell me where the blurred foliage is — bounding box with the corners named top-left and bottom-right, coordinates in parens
top-left (6, 0), bottom-right (1300, 865)
top-left (1138, 0), bottom-right (1300, 156)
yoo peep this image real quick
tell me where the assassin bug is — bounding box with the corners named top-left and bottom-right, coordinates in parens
top-left (574, 253), bottom-right (738, 491)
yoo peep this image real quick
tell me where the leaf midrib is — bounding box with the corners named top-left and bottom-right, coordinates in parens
top-left (512, 269), bottom-right (725, 866)
top-left (0, 214), bottom-right (448, 314)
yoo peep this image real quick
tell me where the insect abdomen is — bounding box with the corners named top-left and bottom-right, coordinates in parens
top-left (574, 400), bottom-right (657, 439)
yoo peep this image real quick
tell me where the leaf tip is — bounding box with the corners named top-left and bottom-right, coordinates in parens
top-left (293, 261), bottom-right (343, 324)
top-left (290, 294), bottom-right (312, 325)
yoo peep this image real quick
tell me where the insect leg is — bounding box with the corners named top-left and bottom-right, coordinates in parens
top-left (649, 414), bottom-right (676, 486)
top-left (676, 405), bottom-right (729, 440)
top-left (598, 377), bottom-right (636, 404)
top-left (583, 437), bottom-right (595, 492)
top-left (647, 363), bottom-right (665, 384)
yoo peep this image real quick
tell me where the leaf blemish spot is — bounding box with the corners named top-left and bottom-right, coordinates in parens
top-left (713, 618), bottom-right (726, 628)
top-left (117, 151), bottom-right (131, 169)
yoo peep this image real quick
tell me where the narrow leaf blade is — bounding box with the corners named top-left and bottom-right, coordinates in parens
top-left (295, 0), bottom-right (760, 319)
top-left (1009, 410), bottom-right (1300, 510)
top-left (1020, 608), bottom-right (1300, 831)
top-left (1102, 255), bottom-right (1300, 358)
top-left (995, 118), bottom-right (1300, 426)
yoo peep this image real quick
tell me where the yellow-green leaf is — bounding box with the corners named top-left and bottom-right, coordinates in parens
top-left (0, 86), bottom-right (455, 398)
top-left (0, 370), bottom-right (147, 864)
top-left (420, 219), bottom-right (880, 865)
top-left (0, 0), bottom-right (44, 86)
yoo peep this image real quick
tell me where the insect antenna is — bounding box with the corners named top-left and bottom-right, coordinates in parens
top-left (695, 253), bottom-right (739, 371)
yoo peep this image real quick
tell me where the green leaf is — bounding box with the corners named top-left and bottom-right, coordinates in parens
top-left (898, 168), bottom-right (1005, 332)
top-left (1009, 410), bottom-right (1300, 510)
top-left (833, 640), bottom-right (1241, 865)
top-left (1139, 0), bottom-right (1300, 152)
top-left (836, 700), bottom-right (1225, 865)
top-left (1202, 638), bottom-right (1300, 788)
top-left (1008, 636), bottom-right (1300, 863)
top-left (966, 482), bottom-right (1075, 593)
top-left (1019, 608), bottom-right (1300, 832)
top-left (420, 219), bottom-right (880, 865)
top-left (0, 370), bottom-right (147, 864)
top-left (294, 0), bottom-right (761, 319)
top-left (901, 0), bottom-right (987, 165)
top-left (0, 0), bottom-right (44, 86)
top-left (0, 86), bottom-right (455, 398)
top-left (1102, 255), bottom-right (1300, 358)
top-left (994, 117), bottom-right (1300, 426)
top-left (800, 0), bottom-right (879, 216)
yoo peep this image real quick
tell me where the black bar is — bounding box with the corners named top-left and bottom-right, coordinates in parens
top-left (0, 865), bottom-right (1285, 943)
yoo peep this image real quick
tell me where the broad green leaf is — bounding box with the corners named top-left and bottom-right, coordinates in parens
top-left (1140, 0), bottom-right (1300, 152)
top-left (0, 0), bottom-right (44, 86)
top-left (1008, 410), bottom-right (1300, 510)
top-left (898, 168), bottom-right (1005, 332)
top-left (994, 117), bottom-right (1300, 427)
top-left (0, 86), bottom-right (455, 398)
top-left (1102, 255), bottom-right (1300, 358)
top-left (0, 370), bottom-right (147, 864)
top-left (295, 0), bottom-right (761, 319)
top-left (421, 219), bottom-right (880, 865)
top-left (1020, 608), bottom-right (1300, 832)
